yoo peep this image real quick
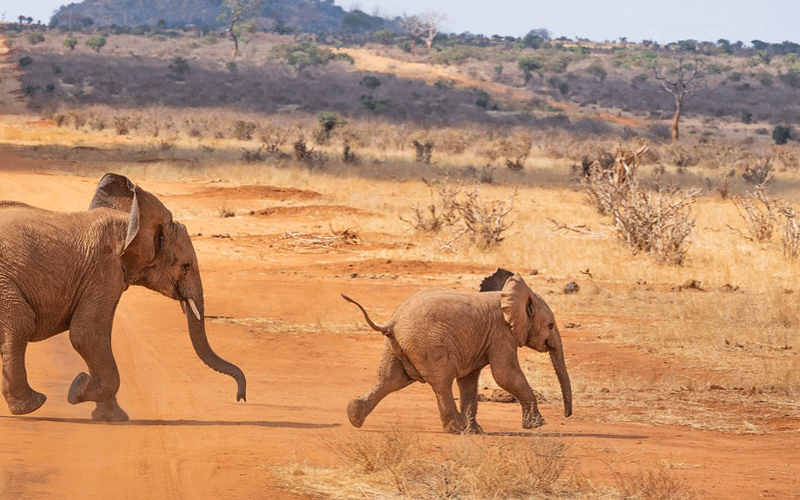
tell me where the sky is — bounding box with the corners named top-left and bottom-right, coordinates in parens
top-left (2, 0), bottom-right (799, 45)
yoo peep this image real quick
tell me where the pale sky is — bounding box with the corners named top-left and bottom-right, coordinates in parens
top-left (2, 0), bottom-right (798, 45)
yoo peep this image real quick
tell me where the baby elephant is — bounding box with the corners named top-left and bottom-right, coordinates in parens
top-left (342, 269), bottom-right (572, 433)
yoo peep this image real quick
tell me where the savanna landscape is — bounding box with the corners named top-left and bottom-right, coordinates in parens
top-left (1, 10), bottom-right (800, 499)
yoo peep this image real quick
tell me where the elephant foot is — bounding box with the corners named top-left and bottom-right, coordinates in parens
top-left (523, 412), bottom-right (546, 429)
top-left (91, 397), bottom-right (129, 422)
top-left (347, 399), bottom-right (366, 428)
top-left (6, 389), bottom-right (47, 415)
top-left (67, 372), bottom-right (91, 404)
top-left (443, 414), bottom-right (471, 434)
top-left (466, 420), bottom-right (484, 434)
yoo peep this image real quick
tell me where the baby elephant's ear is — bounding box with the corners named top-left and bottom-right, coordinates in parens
top-left (89, 173), bottom-right (135, 212)
top-left (500, 274), bottom-right (535, 346)
top-left (479, 267), bottom-right (515, 292)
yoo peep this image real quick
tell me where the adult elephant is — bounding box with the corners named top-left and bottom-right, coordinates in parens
top-left (342, 269), bottom-right (571, 433)
top-left (0, 173), bottom-right (246, 421)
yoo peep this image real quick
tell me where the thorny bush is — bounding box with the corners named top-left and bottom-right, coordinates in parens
top-left (401, 179), bottom-right (515, 251)
top-left (582, 145), bottom-right (700, 265)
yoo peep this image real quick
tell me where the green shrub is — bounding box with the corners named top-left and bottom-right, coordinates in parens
top-left (741, 109), bottom-right (753, 124)
top-left (316, 111), bottom-right (346, 142)
top-left (372, 29), bottom-right (395, 45)
top-left (18, 56), bottom-right (33, 68)
top-left (434, 45), bottom-right (486, 65)
top-left (27, 32), bottom-right (44, 45)
top-left (168, 57), bottom-right (191, 81)
top-left (63, 35), bottom-right (77, 50)
top-left (587, 61), bottom-right (607, 81)
top-left (773, 125), bottom-right (792, 145)
top-left (518, 56), bottom-right (542, 84)
top-left (779, 70), bottom-right (800, 89)
top-left (359, 94), bottom-right (390, 114)
top-left (475, 90), bottom-right (490, 108)
top-left (85, 36), bottom-right (106, 52)
top-left (359, 75), bottom-right (381, 89)
top-left (271, 41), bottom-right (335, 70)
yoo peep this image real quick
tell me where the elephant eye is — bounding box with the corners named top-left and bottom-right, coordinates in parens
top-left (548, 322), bottom-right (555, 330)
top-left (182, 263), bottom-right (191, 272)
top-left (155, 227), bottom-right (164, 253)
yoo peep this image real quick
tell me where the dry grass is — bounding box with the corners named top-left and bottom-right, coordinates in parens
top-left (275, 425), bottom-right (694, 500)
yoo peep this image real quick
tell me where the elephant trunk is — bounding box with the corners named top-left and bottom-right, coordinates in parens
top-left (183, 293), bottom-right (247, 402)
top-left (548, 333), bottom-right (572, 418)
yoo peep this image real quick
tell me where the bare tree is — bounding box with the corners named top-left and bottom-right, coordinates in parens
top-left (219, 0), bottom-right (260, 58)
top-left (653, 56), bottom-right (704, 141)
top-left (400, 12), bottom-right (445, 51)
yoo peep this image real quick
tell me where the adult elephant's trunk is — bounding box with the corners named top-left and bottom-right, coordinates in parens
top-left (183, 291), bottom-right (247, 402)
top-left (548, 331), bottom-right (572, 417)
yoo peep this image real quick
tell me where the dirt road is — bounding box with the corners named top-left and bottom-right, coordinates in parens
top-left (0, 152), bottom-right (798, 499)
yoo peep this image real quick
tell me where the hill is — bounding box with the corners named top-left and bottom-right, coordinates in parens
top-left (49, 0), bottom-right (386, 34)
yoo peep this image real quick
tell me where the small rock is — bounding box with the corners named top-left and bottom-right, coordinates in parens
top-left (564, 282), bottom-right (580, 294)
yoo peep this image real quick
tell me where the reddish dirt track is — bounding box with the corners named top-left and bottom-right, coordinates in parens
top-left (0, 149), bottom-right (799, 499)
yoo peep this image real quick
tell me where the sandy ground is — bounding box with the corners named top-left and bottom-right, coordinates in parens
top-left (0, 149), bottom-right (799, 500)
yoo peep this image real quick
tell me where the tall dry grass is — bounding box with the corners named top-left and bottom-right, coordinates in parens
top-left (276, 425), bottom-right (692, 499)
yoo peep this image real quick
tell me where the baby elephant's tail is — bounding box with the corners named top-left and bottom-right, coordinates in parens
top-left (341, 294), bottom-right (390, 335)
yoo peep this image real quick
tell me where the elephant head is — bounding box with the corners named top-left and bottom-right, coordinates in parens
top-left (484, 269), bottom-right (572, 418)
top-left (89, 173), bottom-right (246, 402)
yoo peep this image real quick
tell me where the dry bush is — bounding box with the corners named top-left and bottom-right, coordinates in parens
top-left (318, 427), bottom-right (574, 499)
top-left (611, 183), bottom-right (700, 265)
top-left (779, 206), bottom-right (800, 260)
top-left (583, 145), bottom-right (700, 265)
top-left (741, 157), bottom-right (774, 185)
top-left (614, 468), bottom-right (694, 500)
top-left (400, 179), bottom-right (460, 233)
top-left (733, 187), bottom-right (779, 243)
top-left (401, 179), bottom-right (515, 250)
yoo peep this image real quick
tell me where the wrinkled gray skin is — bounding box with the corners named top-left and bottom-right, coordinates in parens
top-left (0, 173), bottom-right (246, 421)
top-left (343, 270), bottom-right (572, 433)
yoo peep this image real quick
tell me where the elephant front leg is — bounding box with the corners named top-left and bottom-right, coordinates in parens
top-left (68, 318), bottom-right (129, 422)
top-left (489, 354), bottom-right (545, 429)
top-left (456, 368), bottom-right (483, 434)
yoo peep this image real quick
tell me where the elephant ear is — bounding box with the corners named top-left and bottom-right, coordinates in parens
top-left (121, 186), bottom-right (173, 281)
top-left (479, 267), bottom-right (515, 292)
top-left (500, 274), bottom-right (535, 347)
top-left (88, 173), bottom-right (136, 212)
top-left (90, 173), bottom-right (173, 281)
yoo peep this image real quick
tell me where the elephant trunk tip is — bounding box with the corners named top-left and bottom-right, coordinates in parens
top-left (236, 376), bottom-right (246, 402)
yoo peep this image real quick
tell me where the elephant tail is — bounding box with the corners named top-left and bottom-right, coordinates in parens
top-left (341, 294), bottom-right (391, 335)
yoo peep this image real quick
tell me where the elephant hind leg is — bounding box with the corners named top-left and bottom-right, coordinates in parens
top-left (456, 368), bottom-right (483, 434)
top-left (0, 301), bottom-right (47, 415)
top-left (431, 378), bottom-right (467, 434)
top-left (349, 348), bottom-right (414, 428)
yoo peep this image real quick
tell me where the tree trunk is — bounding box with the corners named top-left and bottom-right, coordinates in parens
top-left (229, 21), bottom-right (239, 58)
top-left (672, 99), bottom-right (682, 141)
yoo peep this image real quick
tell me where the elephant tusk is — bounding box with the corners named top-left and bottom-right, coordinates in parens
top-left (180, 300), bottom-right (187, 315)
top-left (187, 298), bottom-right (201, 321)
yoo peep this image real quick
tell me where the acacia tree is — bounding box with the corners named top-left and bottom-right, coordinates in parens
top-left (219, 0), bottom-right (260, 58)
top-left (400, 12), bottom-right (445, 51)
top-left (653, 56), bottom-right (704, 141)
